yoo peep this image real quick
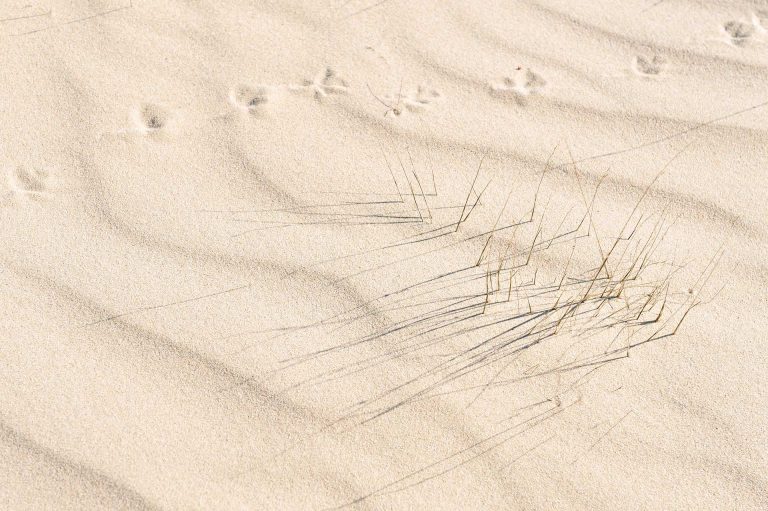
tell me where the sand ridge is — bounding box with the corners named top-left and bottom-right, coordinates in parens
top-left (1, 1), bottom-right (767, 510)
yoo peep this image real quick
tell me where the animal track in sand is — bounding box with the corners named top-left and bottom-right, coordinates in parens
top-left (372, 84), bottom-right (442, 116)
top-left (722, 20), bottom-right (755, 46)
top-left (134, 103), bottom-right (169, 132)
top-left (489, 68), bottom-right (547, 105)
top-left (4, 165), bottom-right (51, 202)
top-left (633, 55), bottom-right (666, 76)
top-left (290, 67), bottom-right (349, 101)
top-left (230, 84), bottom-right (272, 113)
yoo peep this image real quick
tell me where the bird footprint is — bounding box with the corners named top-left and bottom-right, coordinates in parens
top-left (490, 68), bottom-right (547, 105)
top-left (723, 20), bottom-right (755, 46)
top-left (291, 67), bottom-right (349, 101)
top-left (133, 103), bottom-right (170, 133)
top-left (4, 165), bottom-right (51, 203)
top-left (230, 84), bottom-right (277, 115)
top-left (633, 55), bottom-right (665, 76)
top-left (378, 85), bottom-right (441, 116)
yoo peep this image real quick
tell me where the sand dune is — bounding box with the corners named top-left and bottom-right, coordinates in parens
top-left (1, 1), bottom-right (767, 509)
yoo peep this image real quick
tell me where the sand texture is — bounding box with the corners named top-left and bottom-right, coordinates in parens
top-left (1, 1), bottom-right (767, 509)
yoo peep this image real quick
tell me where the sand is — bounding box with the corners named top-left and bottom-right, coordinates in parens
top-left (1, 1), bottom-right (767, 509)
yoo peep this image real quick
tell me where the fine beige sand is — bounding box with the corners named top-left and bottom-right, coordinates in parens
top-left (2, 1), bottom-right (767, 510)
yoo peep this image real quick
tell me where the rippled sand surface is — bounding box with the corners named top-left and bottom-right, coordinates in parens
top-left (1, 1), bottom-right (767, 509)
